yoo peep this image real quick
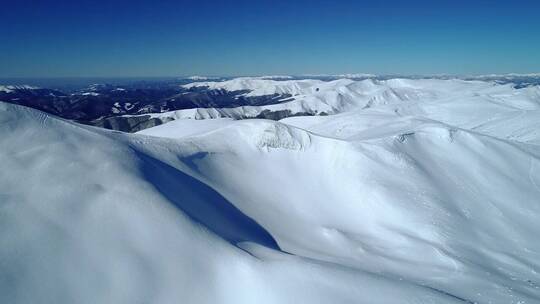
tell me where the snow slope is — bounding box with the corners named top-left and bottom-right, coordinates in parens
top-left (146, 78), bottom-right (522, 122)
top-left (136, 120), bottom-right (540, 304)
top-left (2, 76), bottom-right (540, 303)
top-left (0, 102), bottom-right (463, 304)
top-left (183, 77), bottom-right (326, 97)
top-left (137, 117), bottom-right (236, 138)
top-left (281, 82), bottom-right (540, 144)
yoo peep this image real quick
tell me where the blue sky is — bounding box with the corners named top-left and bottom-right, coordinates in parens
top-left (1, 0), bottom-right (539, 77)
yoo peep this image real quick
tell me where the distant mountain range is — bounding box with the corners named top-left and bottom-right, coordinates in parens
top-left (1, 74), bottom-right (539, 132)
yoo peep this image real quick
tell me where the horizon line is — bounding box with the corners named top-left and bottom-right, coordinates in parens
top-left (2, 72), bottom-right (540, 80)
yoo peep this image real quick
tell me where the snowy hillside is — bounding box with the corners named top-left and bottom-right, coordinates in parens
top-left (142, 77), bottom-right (539, 124)
top-left (183, 77), bottom-right (326, 97)
top-left (0, 85), bottom-right (38, 93)
top-left (1, 77), bottom-right (540, 303)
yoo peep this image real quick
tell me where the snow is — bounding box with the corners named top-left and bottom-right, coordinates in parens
top-left (183, 77), bottom-right (326, 97)
top-left (257, 75), bottom-right (294, 79)
top-left (302, 73), bottom-right (377, 78)
top-left (0, 102), bottom-right (462, 304)
top-left (187, 75), bottom-right (208, 81)
top-left (154, 78), bottom-right (509, 122)
top-left (187, 75), bottom-right (213, 80)
top-left (0, 85), bottom-right (38, 93)
top-left (137, 117), bottom-right (235, 138)
top-left (2, 77), bottom-right (540, 303)
top-left (81, 92), bottom-right (100, 96)
top-left (472, 73), bottom-right (540, 78)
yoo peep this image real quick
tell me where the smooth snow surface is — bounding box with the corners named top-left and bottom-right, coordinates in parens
top-left (137, 117), bottom-right (235, 138)
top-left (2, 77), bottom-right (540, 304)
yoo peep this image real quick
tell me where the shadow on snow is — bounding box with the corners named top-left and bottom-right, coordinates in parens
top-left (135, 150), bottom-right (280, 251)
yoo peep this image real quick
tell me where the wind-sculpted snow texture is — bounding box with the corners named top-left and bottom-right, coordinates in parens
top-left (1, 77), bottom-right (540, 304)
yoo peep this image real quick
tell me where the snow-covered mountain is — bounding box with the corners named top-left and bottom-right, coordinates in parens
top-left (140, 78), bottom-right (540, 126)
top-left (0, 85), bottom-right (39, 93)
top-left (1, 76), bottom-right (540, 303)
top-left (182, 77), bottom-right (325, 97)
top-left (3, 75), bottom-right (540, 132)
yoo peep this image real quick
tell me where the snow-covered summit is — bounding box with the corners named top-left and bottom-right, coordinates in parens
top-left (257, 75), bottom-right (294, 80)
top-left (472, 72), bottom-right (540, 78)
top-left (182, 77), bottom-right (500, 99)
top-left (160, 77), bottom-right (522, 123)
top-left (186, 75), bottom-right (221, 81)
top-left (183, 77), bottom-right (325, 96)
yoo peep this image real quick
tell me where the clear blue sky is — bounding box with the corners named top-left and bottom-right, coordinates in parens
top-left (1, 0), bottom-right (539, 77)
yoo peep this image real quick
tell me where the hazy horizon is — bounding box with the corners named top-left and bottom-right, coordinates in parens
top-left (2, 72), bottom-right (540, 80)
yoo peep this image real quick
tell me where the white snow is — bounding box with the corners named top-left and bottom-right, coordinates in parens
top-left (186, 76), bottom-right (221, 81)
top-left (2, 77), bottom-right (540, 303)
top-left (302, 73), bottom-right (377, 78)
top-left (153, 78), bottom-right (519, 122)
top-left (471, 73), bottom-right (540, 78)
top-left (257, 75), bottom-right (294, 80)
top-left (137, 117), bottom-right (235, 138)
top-left (183, 77), bottom-right (326, 97)
top-left (81, 92), bottom-right (100, 96)
top-left (0, 85), bottom-right (38, 93)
